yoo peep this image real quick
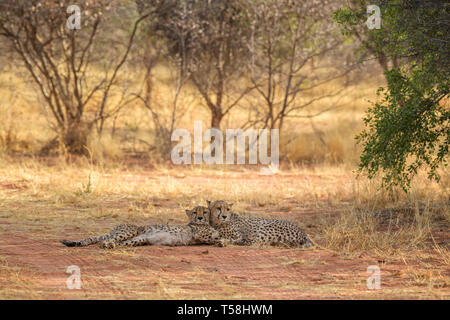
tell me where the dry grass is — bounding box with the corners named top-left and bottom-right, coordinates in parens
top-left (321, 207), bottom-right (432, 256)
top-left (0, 155), bottom-right (447, 239)
top-left (0, 257), bottom-right (40, 299)
top-left (0, 158), bottom-right (448, 299)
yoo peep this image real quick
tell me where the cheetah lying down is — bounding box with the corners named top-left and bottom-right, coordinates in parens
top-left (60, 206), bottom-right (220, 249)
top-left (61, 202), bottom-right (314, 249)
top-left (207, 200), bottom-right (314, 248)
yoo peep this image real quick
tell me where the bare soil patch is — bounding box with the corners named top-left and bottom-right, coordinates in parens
top-left (1, 233), bottom-right (446, 299)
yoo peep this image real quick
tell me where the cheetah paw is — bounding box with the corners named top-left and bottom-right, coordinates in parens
top-left (100, 241), bottom-right (116, 249)
top-left (216, 239), bottom-right (227, 247)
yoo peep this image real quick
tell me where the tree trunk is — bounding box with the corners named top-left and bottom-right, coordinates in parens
top-left (210, 110), bottom-right (224, 129)
top-left (377, 53), bottom-right (389, 73)
top-left (63, 121), bottom-right (92, 155)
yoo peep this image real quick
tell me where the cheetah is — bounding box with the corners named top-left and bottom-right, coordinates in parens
top-left (203, 210), bottom-right (249, 247)
top-left (118, 206), bottom-right (220, 247)
top-left (60, 206), bottom-right (220, 249)
top-left (207, 200), bottom-right (314, 248)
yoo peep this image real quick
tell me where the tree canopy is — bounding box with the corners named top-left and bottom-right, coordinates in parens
top-left (334, 0), bottom-right (449, 191)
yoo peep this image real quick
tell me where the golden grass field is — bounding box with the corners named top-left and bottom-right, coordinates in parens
top-left (0, 67), bottom-right (448, 299)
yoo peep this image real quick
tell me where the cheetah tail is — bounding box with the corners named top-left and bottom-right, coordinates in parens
top-left (60, 235), bottom-right (107, 247)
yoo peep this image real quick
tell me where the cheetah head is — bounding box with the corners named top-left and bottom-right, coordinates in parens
top-left (186, 206), bottom-right (210, 225)
top-left (206, 200), bottom-right (233, 226)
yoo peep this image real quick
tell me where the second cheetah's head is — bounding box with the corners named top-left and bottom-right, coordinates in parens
top-left (206, 200), bottom-right (233, 226)
top-left (186, 206), bottom-right (210, 225)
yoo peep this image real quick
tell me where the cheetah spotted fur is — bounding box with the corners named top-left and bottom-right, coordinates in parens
top-left (60, 206), bottom-right (220, 249)
top-left (207, 200), bottom-right (314, 248)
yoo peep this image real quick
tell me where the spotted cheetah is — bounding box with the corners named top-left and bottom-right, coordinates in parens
top-left (207, 200), bottom-right (314, 248)
top-left (118, 206), bottom-right (220, 247)
top-left (203, 209), bottom-right (249, 247)
top-left (60, 206), bottom-right (220, 249)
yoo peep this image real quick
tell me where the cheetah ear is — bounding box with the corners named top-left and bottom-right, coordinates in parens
top-left (185, 209), bottom-right (191, 216)
top-left (206, 200), bottom-right (211, 208)
top-left (229, 203), bottom-right (233, 208)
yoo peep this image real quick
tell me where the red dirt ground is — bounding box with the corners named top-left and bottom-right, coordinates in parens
top-left (0, 232), bottom-right (447, 299)
top-left (0, 166), bottom-right (448, 299)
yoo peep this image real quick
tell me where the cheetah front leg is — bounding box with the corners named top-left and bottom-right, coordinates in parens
top-left (227, 234), bottom-right (253, 246)
top-left (216, 229), bottom-right (252, 247)
top-left (117, 234), bottom-right (150, 247)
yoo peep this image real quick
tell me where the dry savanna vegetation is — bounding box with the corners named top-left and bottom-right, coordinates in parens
top-left (0, 0), bottom-right (448, 299)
